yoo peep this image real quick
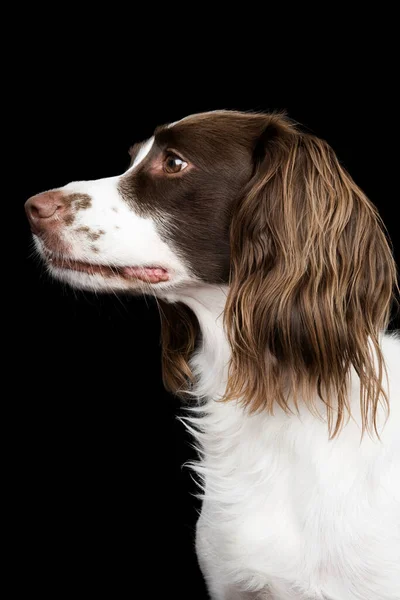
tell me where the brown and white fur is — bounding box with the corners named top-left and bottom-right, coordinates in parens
top-left (25, 111), bottom-right (400, 600)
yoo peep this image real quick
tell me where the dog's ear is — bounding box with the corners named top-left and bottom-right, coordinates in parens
top-left (225, 116), bottom-right (397, 436)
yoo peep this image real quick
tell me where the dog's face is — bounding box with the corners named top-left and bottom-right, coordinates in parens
top-left (26, 111), bottom-right (261, 294)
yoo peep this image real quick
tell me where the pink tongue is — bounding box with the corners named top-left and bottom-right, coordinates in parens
top-left (122, 266), bottom-right (169, 283)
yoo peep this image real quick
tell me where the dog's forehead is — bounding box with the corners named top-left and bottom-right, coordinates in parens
top-left (154, 112), bottom-right (228, 141)
top-left (152, 111), bottom-right (262, 156)
top-left (167, 110), bottom-right (232, 129)
top-left (163, 110), bottom-right (251, 135)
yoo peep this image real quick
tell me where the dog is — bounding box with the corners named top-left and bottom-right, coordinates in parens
top-left (25, 110), bottom-right (400, 599)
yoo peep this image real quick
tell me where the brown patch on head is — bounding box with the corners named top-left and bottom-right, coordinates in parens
top-left (75, 226), bottom-right (90, 233)
top-left (91, 245), bottom-right (99, 253)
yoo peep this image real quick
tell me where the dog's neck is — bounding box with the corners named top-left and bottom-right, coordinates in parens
top-left (164, 284), bottom-right (231, 399)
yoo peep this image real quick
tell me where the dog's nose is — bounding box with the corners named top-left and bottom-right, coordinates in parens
top-left (25, 191), bottom-right (65, 233)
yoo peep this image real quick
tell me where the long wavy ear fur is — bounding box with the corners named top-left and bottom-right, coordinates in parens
top-left (224, 115), bottom-right (397, 437)
top-left (159, 300), bottom-right (199, 396)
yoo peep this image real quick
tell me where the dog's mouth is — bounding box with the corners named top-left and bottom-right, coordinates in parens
top-left (47, 256), bottom-right (170, 283)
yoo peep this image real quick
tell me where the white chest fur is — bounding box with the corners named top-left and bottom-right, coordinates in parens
top-left (193, 398), bottom-right (399, 599)
top-left (166, 286), bottom-right (400, 600)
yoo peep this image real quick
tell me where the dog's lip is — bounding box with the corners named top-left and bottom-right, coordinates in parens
top-left (47, 256), bottom-right (170, 283)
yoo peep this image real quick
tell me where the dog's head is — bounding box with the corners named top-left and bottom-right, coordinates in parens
top-left (26, 111), bottom-right (272, 292)
top-left (26, 110), bottom-right (397, 435)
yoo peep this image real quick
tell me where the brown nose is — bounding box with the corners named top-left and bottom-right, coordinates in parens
top-left (25, 191), bottom-right (65, 234)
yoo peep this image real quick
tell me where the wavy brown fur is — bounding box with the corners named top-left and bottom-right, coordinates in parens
top-left (159, 112), bottom-right (398, 437)
top-left (159, 300), bottom-right (199, 395)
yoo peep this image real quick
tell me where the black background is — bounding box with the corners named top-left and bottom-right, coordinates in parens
top-left (14, 30), bottom-right (399, 599)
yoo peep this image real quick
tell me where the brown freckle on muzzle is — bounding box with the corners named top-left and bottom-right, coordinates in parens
top-left (64, 214), bottom-right (75, 226)
top-left (67, 193), bottom-right (92, 210)
top-left (88, 230), bottom-right (105, 241)
top-left (91, 245), bottom-right (99, 253)
top-left (75, 226), bottom-right (105, 241)
top-left (61, 194), bottom-right (92, 226)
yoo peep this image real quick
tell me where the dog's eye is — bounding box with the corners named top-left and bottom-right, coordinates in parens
top-left (163, 152), bottom-right (188, 174)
